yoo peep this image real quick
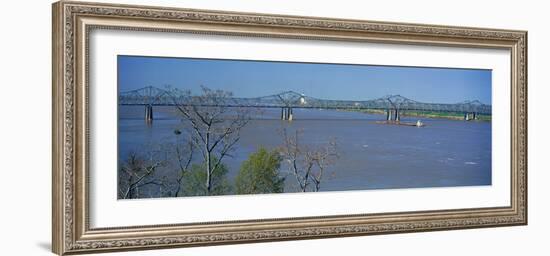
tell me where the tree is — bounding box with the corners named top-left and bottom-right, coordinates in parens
top-left (170, 129), bottom-right (195, 197)
top-left (180, 160), bottom-right (232, 196)
top-left (118, 152), bottom-right (166, 199)
top-left (171, 86), bottom-right (250, 195)
top-left (279, 128), bottom-right (338, 192)
top-left (235, 147), bottom-right (285, 194)
top-left (306, 144), bottom-right (338, 192)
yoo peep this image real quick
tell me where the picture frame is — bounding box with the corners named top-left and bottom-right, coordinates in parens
top-left (52, 1), bottom-right (527, 255)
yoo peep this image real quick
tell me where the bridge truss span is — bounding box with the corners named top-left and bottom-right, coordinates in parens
top-left (119, 86), bottom-right (491, 121)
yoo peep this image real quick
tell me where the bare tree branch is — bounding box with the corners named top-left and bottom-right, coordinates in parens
top-left (279, 128), bottom-right (338, 192)
top-left (119, 152), bottom-right (164, 199)
top-left (170, 85), bottom-right (251, 195)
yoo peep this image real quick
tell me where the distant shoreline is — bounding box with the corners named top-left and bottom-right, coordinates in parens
top-left (344, 109), bottom-right (492, 122)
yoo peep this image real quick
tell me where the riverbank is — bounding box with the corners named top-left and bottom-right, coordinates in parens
top-left (345, 109), bottom-right (491, 122)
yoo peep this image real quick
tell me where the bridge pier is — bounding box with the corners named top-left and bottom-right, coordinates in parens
top-left (464, 112), bottom-right (478, 121)
top-left (386, 109), bottom-right (400, 122)
top-left (145, 105), bottom-right (153, 122)
top-left (395, 109), bottom-right (400, 122)
top-left (288, 107), bottom-right (293, 121)
top-left (281, 107), bottom-right (293, 120)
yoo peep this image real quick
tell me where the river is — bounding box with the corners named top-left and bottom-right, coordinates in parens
top-left (118, 106), bottom-right (491, 195)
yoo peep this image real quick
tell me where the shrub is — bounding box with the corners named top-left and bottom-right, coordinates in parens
top-left (235, 147), bottom-right (285, 194)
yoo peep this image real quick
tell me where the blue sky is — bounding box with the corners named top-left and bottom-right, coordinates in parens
top-left (118, 55), bottom-right (492, 104)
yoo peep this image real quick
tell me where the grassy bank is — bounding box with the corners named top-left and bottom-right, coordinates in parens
top-left (345, 109), bottom-right (491, 122)
top-left (405, 111), bottom-right (491, 121)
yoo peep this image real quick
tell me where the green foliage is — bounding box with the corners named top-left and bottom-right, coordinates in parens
top-left (235, 147), bottom-right (285, 194)
top-left (181, 162), bottom-right (232, 196)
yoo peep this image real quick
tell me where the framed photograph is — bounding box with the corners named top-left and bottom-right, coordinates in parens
top-left (52, 1), bottom-right (527, 255)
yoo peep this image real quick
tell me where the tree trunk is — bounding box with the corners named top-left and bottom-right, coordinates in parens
top-left (314, 182), bottom-right (320, 192)
top-left (205, 132), bottom-right (212, 195)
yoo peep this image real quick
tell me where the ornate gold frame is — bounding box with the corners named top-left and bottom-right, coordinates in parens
top-left (52, 1), bottom-right (527, 255)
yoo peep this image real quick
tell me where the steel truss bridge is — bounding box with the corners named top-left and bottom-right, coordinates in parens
top-left (119, 86), bottom-right (491, 122)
